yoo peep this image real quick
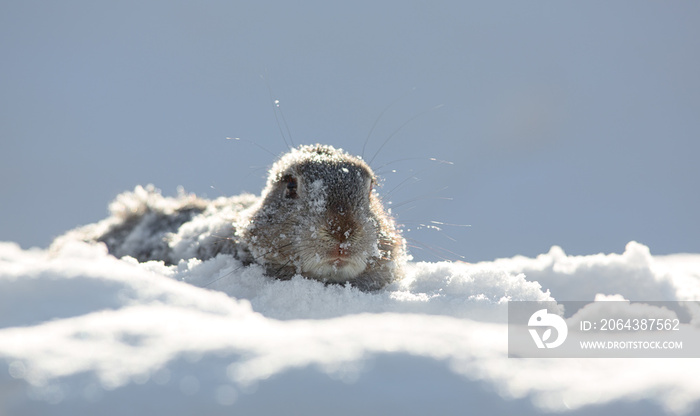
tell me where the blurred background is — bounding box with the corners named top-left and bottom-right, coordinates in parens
top-left (1, 1), bottom-right (698, 263)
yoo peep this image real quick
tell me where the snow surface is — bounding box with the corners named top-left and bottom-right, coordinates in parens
top-left (1, 238), bottom-right (700, 415)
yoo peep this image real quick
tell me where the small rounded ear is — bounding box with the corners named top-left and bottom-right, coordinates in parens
top-left (367, 174), bottom-right (377, 198)
top-left (282, 174), bottom-right (298, 199)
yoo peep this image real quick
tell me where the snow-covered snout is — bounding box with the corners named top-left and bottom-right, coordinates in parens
top-left (240, 144), bottom-right (405, 290)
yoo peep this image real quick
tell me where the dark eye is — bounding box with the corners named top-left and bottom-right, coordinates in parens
top-left (283, 175), bottom-right (298, 199)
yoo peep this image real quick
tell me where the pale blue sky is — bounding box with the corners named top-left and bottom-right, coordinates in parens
top-left (2, 1), bottom-right (699, 262)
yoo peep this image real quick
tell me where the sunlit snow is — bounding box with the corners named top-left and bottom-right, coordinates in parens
top-left (2, 235), bottom-right (700, 415)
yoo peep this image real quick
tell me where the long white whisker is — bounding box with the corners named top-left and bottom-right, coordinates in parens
top-left (368, 103), bottom-right (444, 166)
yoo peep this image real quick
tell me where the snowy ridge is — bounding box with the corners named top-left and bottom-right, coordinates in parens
top-left (1, 238), bottom-right (700, 415)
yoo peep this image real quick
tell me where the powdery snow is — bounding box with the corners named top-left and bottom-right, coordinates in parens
top-left (1, 239), bottom-right (700, 415)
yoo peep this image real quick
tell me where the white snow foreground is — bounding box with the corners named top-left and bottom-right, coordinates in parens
top-left (1, 240), bottom-right (700, 415)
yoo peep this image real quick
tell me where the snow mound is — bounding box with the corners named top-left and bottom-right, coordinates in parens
top-left (1, 239), bottom-right (700, 415)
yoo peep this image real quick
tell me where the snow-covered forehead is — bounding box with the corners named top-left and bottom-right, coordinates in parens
top-left (270, 144), bottom-right (374, 184)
